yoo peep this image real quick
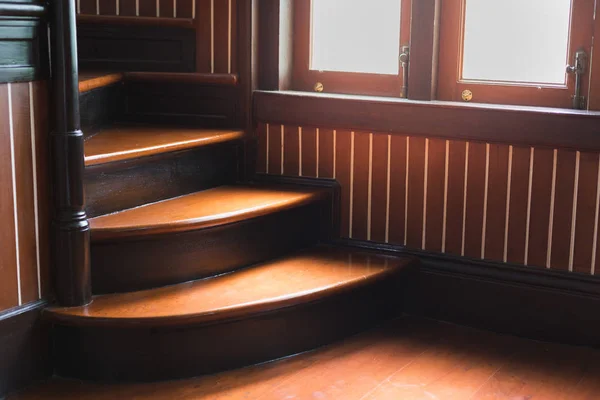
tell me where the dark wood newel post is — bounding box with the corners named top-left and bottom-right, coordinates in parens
top-left (50, 0), bottom-right (91, 306)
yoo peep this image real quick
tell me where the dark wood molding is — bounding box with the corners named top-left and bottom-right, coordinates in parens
top-left (50, 0), bottom-right (91, 306)
top-left (407, 0), bottom-right (441, 100)
top-left (77, 22), bottom-right (195, 72)
top-left (0, 301), bottom-right (51, 397)
top-left (76, 14), bottom-right (195, 28)
top-left (258, 0), bottom-right (293, 91)
top-left (336, 238), bottom-right (600, 347)
top-left (254, 91), bottom-right (600, 151)
top-left (0, 1), bottom-right (49, 83)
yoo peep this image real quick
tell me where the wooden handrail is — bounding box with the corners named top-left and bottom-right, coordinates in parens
top-left (50, 0), bottom-right (91, 306)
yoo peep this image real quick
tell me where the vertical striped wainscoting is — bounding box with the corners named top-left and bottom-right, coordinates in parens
top-left (256, 123), bottom-right (600, 274)
top-left (77, 0), bottom-right (237, 75)
top-left (0, 82), bottom-right (50, 313)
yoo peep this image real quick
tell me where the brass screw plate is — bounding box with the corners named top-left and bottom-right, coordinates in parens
top-left (461, 89), bottom-right (473, 102)
top-left (314, 82), bottom-right (324, 93)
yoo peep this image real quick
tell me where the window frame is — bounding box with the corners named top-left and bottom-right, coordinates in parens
top-left (437, 0), bottom-right (596, 108)
top-left (291, 0), bottom-right (412, 97)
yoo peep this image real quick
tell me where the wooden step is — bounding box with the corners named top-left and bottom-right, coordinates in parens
top-left (85, 126), bottom-right (244, 167)
top-left (90, 184), bottom-right (329, 241)
top-left (79, 72), bottom-right (124, 93)
top-left (46, 245), bottom-right (418, 381)
top-left (89, 183), bottom-right (335, 293)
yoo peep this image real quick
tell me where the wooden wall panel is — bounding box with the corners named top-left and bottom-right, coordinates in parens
top-left (387, 135), bottom-right (407, 246)
top-left (99, 0), bottom-right (118, 15)
top-left (0, 84), bottom-right (19, 310)
top-left (351, 132), bottom-right (370, 241)
top-left (506, 146), bottom-right (531, 265)
top-left (79, 0), bottom-right (97, 14)
top-left (424, 138), bottom-right (446, 252)
top-left (406, 137), bottom-right (426, 249)
top-left (120, 0), bottom-right (137, 16)
top-left (484, 144), bottom-right (509, 262)
top-left (78, 0), bottom-right (197, 17)
top-left (257, 122), bottom-right (600, 276)
top-left (370, 133), bottom-right (390, 243)
top-left (0, 82), bottom-right (49, 312)
top-left (300, 127), bottom-right (317, 178)
top-left (283, 126), bottom-right (299, 176)
top-left (139, 0), bottom-right (157, 16)
top-left (159, 0), bottom-right (175, 18)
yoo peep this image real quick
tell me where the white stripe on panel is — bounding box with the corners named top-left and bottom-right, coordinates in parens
top-left (210, 0), bottom-right (215, 73)
top-left (192, 0), bottom-right (196, 18)
top-left (568, 151), bottom-right (581, 272)
top-left (8, 84), bottom-right (22, 306)
top-left (228, 0), bottom-right (232, 73)
top-left (404, 137), bottom-right (409, 246)
top-left (316, 128), bottom-right (320, 178)
top-left (298, 127), bottom-right (303, 176)
top-left (333, 130), bottom-right (337, 179)
top-left (349, 131), bottom-right (355, 238)
top-left (481, 144), bottom-right (490, 259)
top-left (117, 0), bottom-right (121, 16)
top-left (96, 0), bottom-right (100, 14)
top-left (524, 147), bottom-right (534, 265)
top-left (173, 0), bottom-right (177, 17)
top-left (591, 155), bottom-right (600, 275)
top-left (29, 83), bottom-right (41, 299)
top-left (77, 0), bottom-right (81, 14)
top-left (280, 125), bottom-right (284, 175)
top-left (367, 133), bottom-right (373, 241)
top-left (503, 145), bottom-right (513, 263)
top-left (156, 0), bottom-right (160, 16)
top-left (546, 149), bottom-right (558, 268)
top-left (422, 138), bottom-right (429, 250)
top-left (441, 140), bottom-right (449, 253)
top-left (385, 135), bottom-right (391, 243)
top-left (461, 142), bottom-right (470, 257)
top-left (265, 123), bottom-right (270, 173)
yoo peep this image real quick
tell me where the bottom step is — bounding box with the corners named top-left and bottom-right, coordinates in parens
top-left (46, 245), bottom-right (418, 382)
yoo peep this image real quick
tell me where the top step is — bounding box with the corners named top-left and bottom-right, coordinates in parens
top-left (85, 125), bottom-right (245, 166)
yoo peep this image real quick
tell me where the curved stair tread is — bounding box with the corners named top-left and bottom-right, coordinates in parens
top-left (89, 184), bottom-right (330, 240)
top-left (79, 72), bottom-right (124, 93)
top-left (85, 126), bottom-right (245, 166)
top-left (45, 246), bottom-right (416, 327)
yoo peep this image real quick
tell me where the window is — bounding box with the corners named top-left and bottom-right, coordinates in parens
top-left (438, 0), bottom-right (595, 108)
top-left (292, 0), bottom-right (412, 97)
top-left (292, 0), bottom-right (597, 109)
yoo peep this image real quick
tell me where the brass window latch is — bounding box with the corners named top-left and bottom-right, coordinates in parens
top-left (566, 49), bottom-right (587, 110)
top-left (399, 45), bottom-right (410, 98)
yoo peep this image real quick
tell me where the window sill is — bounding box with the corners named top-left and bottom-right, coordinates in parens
top-left (254, 90), bottom-right (600, 151)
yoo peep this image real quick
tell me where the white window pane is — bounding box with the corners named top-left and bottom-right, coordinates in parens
top-left (462, 0), bottom-right (571, 85)
top-left (311, 0), bottom-right (401, 75)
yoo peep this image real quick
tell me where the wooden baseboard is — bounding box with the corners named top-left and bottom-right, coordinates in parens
top-left (335, 238), bottom-right (600, 347)
top-left (0, 301), bottom-right (51, 397)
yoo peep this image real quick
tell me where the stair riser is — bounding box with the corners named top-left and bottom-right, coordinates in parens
top-left (85, 143), bottom-right (241, 218)
top-left (80, 83), bottom-right (125, 135)
top-left (53, 273), bottom-right (407, 382)
top-left (91, 200), bottom-right (334, 294)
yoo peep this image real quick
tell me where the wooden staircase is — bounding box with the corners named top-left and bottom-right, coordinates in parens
top-left (41, 72), bottom-right (418, 382)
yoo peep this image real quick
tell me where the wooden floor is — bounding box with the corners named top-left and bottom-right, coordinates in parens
top-left (12, 316), bottom-right (600, 399)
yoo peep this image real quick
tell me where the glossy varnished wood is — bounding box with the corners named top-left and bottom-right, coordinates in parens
top-left (84, 126), bottom-right (244, 166)
top-left (47, 246), bottom-right (415, 381)
top-left (13, 316), bottom-right (600, 399)
top-left (46, 246), bottom-right (411, 327)
top-left (76, 14), bottom-right (195, 28)
top-left (124, 72), bottom-right (239, 86)
top-left (90, 184), bottom-right (329, 240)
top-left (78, 72), bottom-right (123, 93)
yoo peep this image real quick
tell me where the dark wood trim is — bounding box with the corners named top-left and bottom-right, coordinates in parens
top-left (336, 238), bottom-right (600, 347)
top-left (76, 14), bottom-right (195, 28)
top-left (252, 173), bottom-right (342, 241)
top-left (258, 0), bottom-right (293, 91)
top-left (0, 1), bottom-right (46, 17)
top-left (124, 72), bottom-right (239, 86)
top-left (407, 0), bottom-right (440, 100)
top-left (0, 1), bottom-right (49, 83)
top-left (50, 0), bottom-right (91, 306)
top-left (254, 90), bottom-right (600, 151)
top-left (0, 301), bottom-right (51, 398)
